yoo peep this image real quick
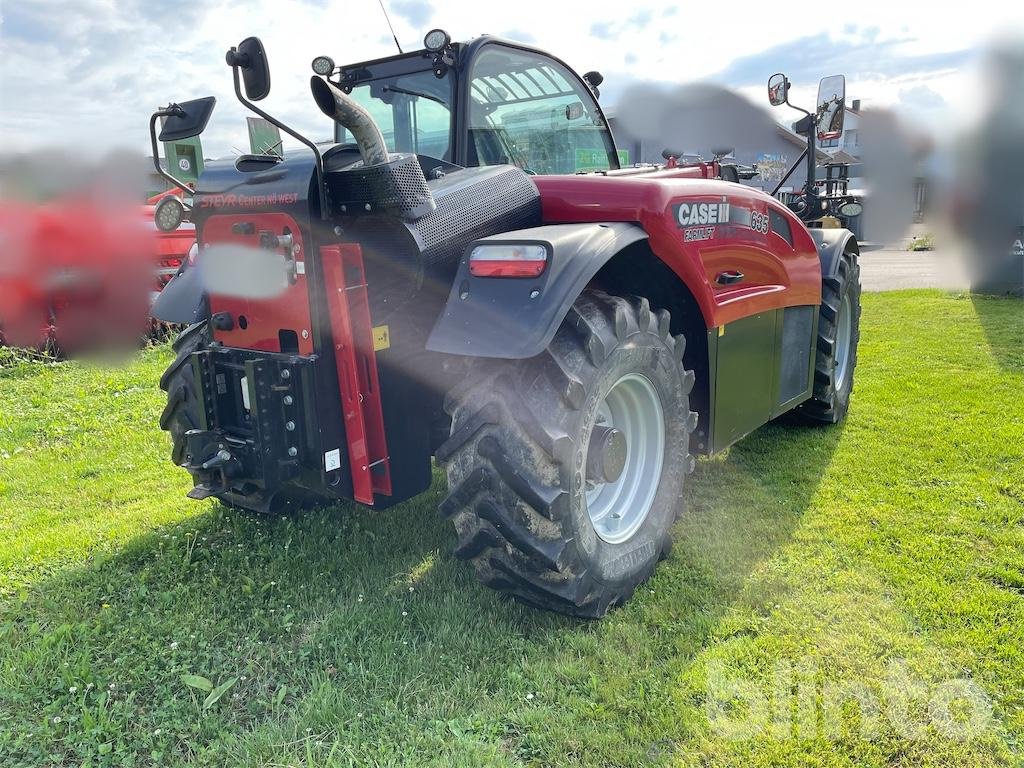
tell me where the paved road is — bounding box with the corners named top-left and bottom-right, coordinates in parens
top-left (858, 247), bottom-right (970, 292)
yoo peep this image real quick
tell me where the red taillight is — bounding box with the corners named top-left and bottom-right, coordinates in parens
top-left (468, 243), bottom-right (548, 278)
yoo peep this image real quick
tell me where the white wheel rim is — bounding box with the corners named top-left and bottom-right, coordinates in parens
top-left (585, 373), bottom-right (665, 544)
top-left (835, 293), bottom-right (853, 389)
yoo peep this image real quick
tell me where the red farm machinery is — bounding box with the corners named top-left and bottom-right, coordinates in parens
top-left (149, 32), bottom-right (861, 616)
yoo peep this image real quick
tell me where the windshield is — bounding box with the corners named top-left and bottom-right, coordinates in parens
top-left (336, 70), bottom-right (454, 161)
top-left (468, 46), bottom-right (617, 174)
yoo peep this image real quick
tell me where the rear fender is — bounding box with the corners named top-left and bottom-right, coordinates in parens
top-left (426, 222), bottom-right (648, 359)
top-left (810, 228), bottom-right (858, 281)
top-left (151, 265), bottom-right (206, 325)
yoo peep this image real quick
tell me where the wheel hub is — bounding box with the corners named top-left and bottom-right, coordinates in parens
top-left (586, 425), bottom-right (627, 484)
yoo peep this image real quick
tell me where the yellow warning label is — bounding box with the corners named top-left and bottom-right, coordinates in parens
top-left (372, 325), bottom-right (391, 351)
top-left (718, 325), bottom-right (726, 337)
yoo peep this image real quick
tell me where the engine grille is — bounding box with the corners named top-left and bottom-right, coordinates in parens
top-left (416, 166), bottom-right (541, 271)
top-left (326, 153), bottom-right (435, 220)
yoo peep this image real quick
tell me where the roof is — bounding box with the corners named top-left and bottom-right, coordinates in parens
top-left (774, 125), bottom-right (831, 162)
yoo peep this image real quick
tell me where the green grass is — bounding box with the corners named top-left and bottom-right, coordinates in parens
top-left (1, 290), bottom-right (1022, 767)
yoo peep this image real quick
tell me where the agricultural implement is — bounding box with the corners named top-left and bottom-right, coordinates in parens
top-left (150, 32), bottom-right (861, 616)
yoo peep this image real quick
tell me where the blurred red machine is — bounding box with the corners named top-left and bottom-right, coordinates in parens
top-left (0, 191), bottom-right (194, 356)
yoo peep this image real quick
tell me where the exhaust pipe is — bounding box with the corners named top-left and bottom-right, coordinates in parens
top-left (311, 76), bottom-right (390, 166)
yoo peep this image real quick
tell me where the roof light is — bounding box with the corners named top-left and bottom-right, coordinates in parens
top-left (469, 243), bottom-right (548, 278)
top-left (423, 29), bottom-right (450, 52)
top-left (311, 56), bottom-right (335, 76)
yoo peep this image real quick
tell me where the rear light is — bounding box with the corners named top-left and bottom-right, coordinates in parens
top-left (468, 243), bottom-right (548, 278)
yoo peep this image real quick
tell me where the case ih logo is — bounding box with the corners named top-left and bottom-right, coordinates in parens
top-left (675, 201), bottom-right (730, 228)
top-left (199, 193), bottom-right (299, 208)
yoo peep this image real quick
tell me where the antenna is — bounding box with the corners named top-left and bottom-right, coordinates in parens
top-left (377, 0), bottom-right (403, 53)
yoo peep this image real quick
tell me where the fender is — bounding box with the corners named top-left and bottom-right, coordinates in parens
top-left (151, 265), bottom-right (206, 325)
top-left (426, 222), bottom-right (648, 359)
top-left (809, 227), bottom-right (858, 281)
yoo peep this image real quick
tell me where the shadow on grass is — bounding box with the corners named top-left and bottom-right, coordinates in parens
top-left (1, 419), bottom-right (844, 765)
top-left (970, 293), bottom-right (1024, 371)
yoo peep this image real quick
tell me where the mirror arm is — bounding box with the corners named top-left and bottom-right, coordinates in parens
top-left (149, 108), bottom-right (196, 209)
top-left (770, 146), bottom-right (808, 197)
top-left (230, 66), bottom-right (329, 221)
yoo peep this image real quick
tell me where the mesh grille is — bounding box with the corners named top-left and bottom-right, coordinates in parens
top-left (327, 154), bottom-right (434, 220)
top-left (416, 167), bottom-right (540, 271)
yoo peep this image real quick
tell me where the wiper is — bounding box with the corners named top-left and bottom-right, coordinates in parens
top-left (382, 86), bottom-right (447, 106)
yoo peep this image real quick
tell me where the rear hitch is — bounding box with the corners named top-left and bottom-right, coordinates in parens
top-left (182, 429), bottom-right (245, 499)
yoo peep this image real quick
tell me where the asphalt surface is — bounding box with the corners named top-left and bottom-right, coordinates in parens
top-left (858, 247), bottom-right (970, 292)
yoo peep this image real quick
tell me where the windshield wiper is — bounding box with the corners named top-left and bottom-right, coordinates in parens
top-left (382, 86), bottom-right (447, 106)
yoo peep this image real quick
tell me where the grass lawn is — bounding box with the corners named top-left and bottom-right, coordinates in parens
top-left (0, 290), bottom-right (1021, 767)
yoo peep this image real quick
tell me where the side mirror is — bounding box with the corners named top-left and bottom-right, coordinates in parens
top-left (768, 73), bottom-right (789, 106)
top-left (583, 71), bottom-right (603, 99)
top-left (158, 96), bottom-right (216, 142)
top-left (226, 37), bottom-right (271, 101)
top-left (816, 74), bottom-right (846, 141)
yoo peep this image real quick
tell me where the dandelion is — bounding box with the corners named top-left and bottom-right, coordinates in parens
top-left (169, 641), bottom-right (179, 650)
top-left (53, 716), bottom-right (62, 724)
top-left (408, 586), bottom-right (415, 592)
top-left (401, 611), bottom-right (408, 617)
top-left (109, 683), bottom-right (117, 691)
top-left (526, 693), bottom-right (534, 701)
top-left (68, 686), bottom-right (77, 694)
top-left (154, 729), bottom-right (162, 736)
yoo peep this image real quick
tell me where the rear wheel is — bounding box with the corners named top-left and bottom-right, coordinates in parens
top-left (159, 321), bottom-right (210, 470)
top-left (437, 290), bottom-right (698, 618)
top-left (795, 247), bottom-right (861, 423)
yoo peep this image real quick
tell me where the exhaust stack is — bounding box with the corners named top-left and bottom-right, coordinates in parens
top-left (311, 76), bottom-right (390, 166)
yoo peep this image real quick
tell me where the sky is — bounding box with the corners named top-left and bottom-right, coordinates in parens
top-left (0, 0), bottom-right (1021, 160)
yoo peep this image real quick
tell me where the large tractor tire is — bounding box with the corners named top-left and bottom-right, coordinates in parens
top-left (159, 321), bottom-right (210, 468)
top-left (437, 290), bottom-right (698, 618)
top-left (795, 247), bottom-right (861, 423)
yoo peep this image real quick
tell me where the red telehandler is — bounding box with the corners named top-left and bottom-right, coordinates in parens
top-left (149, 32), bottom-right (861, 616)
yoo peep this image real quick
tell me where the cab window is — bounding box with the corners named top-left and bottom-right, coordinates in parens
top-left (338, 70), bottom-right (453, 160)
top-left (467, 46), bottom-right (616, 174)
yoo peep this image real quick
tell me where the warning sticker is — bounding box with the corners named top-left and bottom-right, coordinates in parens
top-left (324, 448), bottom-right (341, 473)
top-left (372, 325), bottom-right (390, 351)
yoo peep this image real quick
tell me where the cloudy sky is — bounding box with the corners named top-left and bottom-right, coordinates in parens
top-left (0, 0), bottom-right (1020, 159)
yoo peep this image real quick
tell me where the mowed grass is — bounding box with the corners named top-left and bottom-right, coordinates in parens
top-left (0, 290), bottom-right (1021, 767)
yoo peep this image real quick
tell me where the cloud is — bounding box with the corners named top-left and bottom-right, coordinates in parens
top-left (501, 29), bottom-right (537, 44)
top-left (713, 29), bottom-right (972, 88)
top-left (389, 0), bottom-right (434, 29)
top-left (899, 85), bottom-right (946, 110)
top-left (0, 0), bottom-right (1015, 159)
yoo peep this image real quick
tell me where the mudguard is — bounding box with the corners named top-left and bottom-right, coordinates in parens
top-left (426, 222), bottom-right (648, 359)
top-left (809, 228), bottom-right (858, 281)
top-left (151, 265), bottom-right (206, 325)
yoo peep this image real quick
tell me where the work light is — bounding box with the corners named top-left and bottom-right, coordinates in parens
top-left (311, 56), bottom-right (335, 76)
top-left (423, 29), bottom-right (450, 52)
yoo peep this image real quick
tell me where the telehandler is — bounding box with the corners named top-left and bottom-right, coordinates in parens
top-left (150, 31), bottom-right (861, 616)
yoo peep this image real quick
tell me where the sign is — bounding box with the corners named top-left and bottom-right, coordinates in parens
top-left (247, 117), bottom-right (283, 157)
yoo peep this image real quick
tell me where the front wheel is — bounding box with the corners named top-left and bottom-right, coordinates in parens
top-left (795, 247), bottom-right (861, 423)
top-left (437, 291), bottom-right (698, 618)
